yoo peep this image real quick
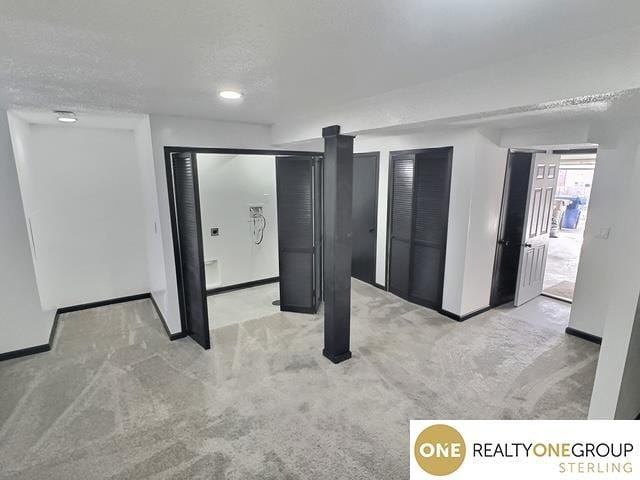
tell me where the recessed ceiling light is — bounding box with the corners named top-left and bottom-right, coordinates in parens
top-left (219, 90), bottom-right (243, 100)
top-left (54, 110), bottom-right (77, 123)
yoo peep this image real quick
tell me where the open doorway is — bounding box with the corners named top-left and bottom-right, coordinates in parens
top-left (542, 150), bottom-right (597, 302)
top-left (490, 147), bottom-right (597, 309)
top-left (165, 148), bottom-right (323, 348)
top-left (196, 153), bottom-right (281, 329)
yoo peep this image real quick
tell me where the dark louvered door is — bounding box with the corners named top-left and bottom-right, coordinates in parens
top-left (388, 154), bottom-right (415, 299)
top-left (409, 149), bottom-right (452, 309)
top-left (276, 156), bottom-right (321, 313)
top-left (171, 153), bottom-right (210, 349)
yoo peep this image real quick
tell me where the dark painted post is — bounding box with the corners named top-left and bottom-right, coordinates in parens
top-left (322, 125), bottom-right (354, 363)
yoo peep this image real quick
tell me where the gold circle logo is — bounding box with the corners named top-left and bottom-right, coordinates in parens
top-left (414, 424), bottom-right (466, 476)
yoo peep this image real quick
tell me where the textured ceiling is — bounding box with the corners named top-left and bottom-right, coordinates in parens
top-left (1, 0), bottom-right (639, 124)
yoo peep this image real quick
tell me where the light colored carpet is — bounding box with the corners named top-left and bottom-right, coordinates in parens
top-left (0, 280), bottom-right (599, 479)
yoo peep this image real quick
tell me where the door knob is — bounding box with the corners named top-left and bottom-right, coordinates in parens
top-left (522, 243), bottom-right (532, 248)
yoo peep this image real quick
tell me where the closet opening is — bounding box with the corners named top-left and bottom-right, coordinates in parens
top-left (165, 147), bottom-right (323, 348)
top-left (386, 147), bottom-right (453, 312)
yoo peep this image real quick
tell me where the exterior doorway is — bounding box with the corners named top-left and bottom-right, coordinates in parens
top-left (491, 148), bottom-right (597, 309)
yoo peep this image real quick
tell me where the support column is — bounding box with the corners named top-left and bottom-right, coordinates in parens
top-left (322, 125), bottom-right (354, 363)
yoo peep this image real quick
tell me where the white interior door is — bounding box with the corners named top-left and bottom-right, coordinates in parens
top-left (514, 152), bottom-right (560, 306)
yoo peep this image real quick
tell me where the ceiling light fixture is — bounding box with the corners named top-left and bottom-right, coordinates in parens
top-left (219, 90), bottom-right (243, 100)
top-left (54, 110), bottom-right (77, 123)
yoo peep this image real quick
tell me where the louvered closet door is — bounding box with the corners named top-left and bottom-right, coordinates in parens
top-left (276, 156), bottom-right (321, 314)
top-left (388, 154), bottom-right (415, 299)
top-left (409, 149), bottom-right (452, 310)
top-left (172, 153), bottom-right (210, 349)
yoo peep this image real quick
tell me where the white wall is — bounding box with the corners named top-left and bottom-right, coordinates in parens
top-left (587, 125), bottom-right (640, 419)
top-left (616, 297), bottom-right (640, 419)
top-left (272, 26), bottom-right (640, 145)
top-left (354, 127), bottom-right (507, 316)
top-left (134, 117), bottom-right (167, 303)
top-left (197, 154), bottom-right (279, 288)
top-left (499, 121), bottom-right (591, 149)
top-left (568, 147), bottom-right (627, 338)
top-left (460, 134), bottom-right (509, 314)
top-left (148, 115), bottom-right (276, 333)
top-left (1, 112), bottom-right (55, 353)
top-left (8, 118), bottom-right (150, 309)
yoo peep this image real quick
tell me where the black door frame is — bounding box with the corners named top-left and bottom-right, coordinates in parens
top-left (385, 147), bottom-right (453, 311)
top-left (164, 146), bottom-right (322, 345)
top-left (352, 151), bottom-right (380, 286)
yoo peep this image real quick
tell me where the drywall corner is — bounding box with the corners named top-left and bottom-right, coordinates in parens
top-left (459, 132), bottom-right (508, 315)
top-left (1, 111), bottom-right (55, 353)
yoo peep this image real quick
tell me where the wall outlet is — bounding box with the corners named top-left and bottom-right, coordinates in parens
top-left (211, 227), bottom-right (219, 236)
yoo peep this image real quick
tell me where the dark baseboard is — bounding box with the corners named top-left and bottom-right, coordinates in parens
top-left (0, 343), bottom-right (50, 362)
top-left (0, 310), bottom-right (60, 362)
top-left (1, 292), bottom-right (187, 362)
top-left (207, 276), bottom-right (279, 296)
top-left (149, 294), bottom-right (186, 341)
top-left (440, 305), bottom-right (493, 322)
top-left (322, 349), bottom-right (352, 364)
top-left (373, 282), bottom-right (387, 291)
top-left (565, 327), bottom-right (602, 345)
top-left (281, 305), bottom-right (318, 314)
top-left (49, 311), bottom-right (60, 346)
top-left (57, 293), bottom-right (151, 314)
top-left (439, 309), bottom-right (463, 322)
top-left (350, 276), bottom-right (386, 291)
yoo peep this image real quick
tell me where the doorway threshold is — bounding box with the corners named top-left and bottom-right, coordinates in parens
top-left (541, 292), bottom-right (572, 304)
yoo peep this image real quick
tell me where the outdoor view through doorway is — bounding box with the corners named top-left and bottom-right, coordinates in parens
top-left (542, 152), bottom-right (597, 302)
